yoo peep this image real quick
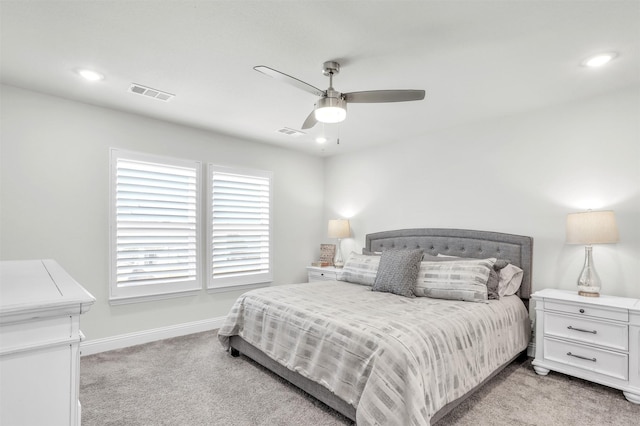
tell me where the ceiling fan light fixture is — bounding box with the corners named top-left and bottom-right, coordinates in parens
top-left (314, 97), bottom-right (346, 124)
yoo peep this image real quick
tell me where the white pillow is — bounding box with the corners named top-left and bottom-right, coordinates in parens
top-left (498, 264), bottom-right (524, 297)
top-left (338, 252), bottom-right (380, 286)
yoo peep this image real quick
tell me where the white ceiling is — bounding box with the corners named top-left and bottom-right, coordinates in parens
top-left (1, 1), bottom-right (638, 156)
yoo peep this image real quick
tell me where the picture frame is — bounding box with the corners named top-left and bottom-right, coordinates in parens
top-left (319, 244), bottom-right (336, 266)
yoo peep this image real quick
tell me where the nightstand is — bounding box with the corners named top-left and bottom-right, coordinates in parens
top-left (306, 266), bottom-right (340, 282)
top-left (532, 288), bottom-right (640, 404)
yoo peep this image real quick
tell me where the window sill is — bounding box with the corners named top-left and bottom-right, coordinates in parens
top-left (206, 281), bottom-right (271, 294)
top-left (109, 289), bottom-right (200, 305)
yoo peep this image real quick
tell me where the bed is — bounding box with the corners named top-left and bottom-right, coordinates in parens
top-left (218, 228), bottom-right (533, 425)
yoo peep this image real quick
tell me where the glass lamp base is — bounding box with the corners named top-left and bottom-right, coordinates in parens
top-left (334, 238), bottom-right (344, 268)
top-left (577, 245), bottom-right (601, 298)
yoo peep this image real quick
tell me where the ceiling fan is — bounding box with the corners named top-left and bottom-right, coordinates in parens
top-left (254, 61), bottom-right (426, 130)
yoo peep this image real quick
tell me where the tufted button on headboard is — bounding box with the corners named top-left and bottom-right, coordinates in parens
top-left (365, 228), bottom-right (533, 302)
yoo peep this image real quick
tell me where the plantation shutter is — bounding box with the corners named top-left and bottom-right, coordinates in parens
top-left (209, 166), bottom-right (272, 287)
top-left (112, 152), bottom-right (200, 300)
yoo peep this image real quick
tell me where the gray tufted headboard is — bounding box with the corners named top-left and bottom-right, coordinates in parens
top-left (366, 228), bottom-right (533, 303)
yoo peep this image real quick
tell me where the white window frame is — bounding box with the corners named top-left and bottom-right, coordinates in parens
top-left (109, 149), bottom-right (202, 304)
top-left (207, 164), bottom-right (273, 291)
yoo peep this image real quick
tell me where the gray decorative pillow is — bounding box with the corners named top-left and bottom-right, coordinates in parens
top-left (488, 259), bottom-right (510, 299)
top-left (494, 258), bottom-right (510, 270)
top-left (486, 269), bottom-right (501, 300)
top-left (414, 258), bottom-right (496, 302)
top-left (372, 249), bottom-right (424, 297)
top-left (338, 252), bottom-right (380, 286)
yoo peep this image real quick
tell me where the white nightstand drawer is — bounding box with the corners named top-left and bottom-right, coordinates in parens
top-left (546, 300), bottom-right (629, 322)
top-left (308, 271), bottom-right (337, 282)
top-left (545, 312), bottom-right (628, 351)
top-left (309, 271), bottom-right (331, 281)
top-left (544, 337), bottom-right (628, 381)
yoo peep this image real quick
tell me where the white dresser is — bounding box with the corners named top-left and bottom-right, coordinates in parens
top-left (0, 259), bottom-right (95, 426)
top-left (532, 288), bottom-right (640, 404)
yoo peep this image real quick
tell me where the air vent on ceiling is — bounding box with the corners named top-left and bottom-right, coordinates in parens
top-left (129, 83), bottom-right (175, 102)
top-left (276, 127), bottom-right (305, 137)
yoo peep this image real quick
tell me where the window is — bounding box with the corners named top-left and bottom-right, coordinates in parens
top-left (109, 149), bottom-right (201, 303)
top-left (208, 165), bottom-right (272, 289)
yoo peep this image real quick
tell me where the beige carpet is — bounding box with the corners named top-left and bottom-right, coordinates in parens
top-left (80, 330), bottom-right (639, 425)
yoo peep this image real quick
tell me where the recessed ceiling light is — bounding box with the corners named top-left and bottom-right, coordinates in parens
top-left (582, 53), bottom-right (617, 68)
top-left (77, 69), bottom-right (104, 81)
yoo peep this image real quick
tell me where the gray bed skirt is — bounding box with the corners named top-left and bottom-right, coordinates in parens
top-left (230, 335), bottom-right (526, 424)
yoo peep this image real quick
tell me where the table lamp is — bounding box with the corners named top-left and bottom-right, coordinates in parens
top-left (566, 210), bottom-right (619, 297)
top-left (328, 219), bottom-right (350, 268)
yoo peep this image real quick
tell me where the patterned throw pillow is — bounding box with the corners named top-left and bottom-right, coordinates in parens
top-left (414, 258), bottom-right (496, 302)
top-left (338, 252), bottom-right (380, 286)
top-left (429, 254), bottom-right (509, 300)
top-left (372, 249), bottom-right (424, 297)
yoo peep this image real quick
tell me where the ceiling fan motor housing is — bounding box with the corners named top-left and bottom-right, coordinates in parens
top-left (315, 95), bottom-right (347, 123)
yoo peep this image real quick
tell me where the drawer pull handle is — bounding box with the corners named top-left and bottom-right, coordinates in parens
top-left (567, 326), bottom-right (597, 334)
top-left (566, 352), bottom-right (596, 362)
top-left (579, 309), bottom-right (585, 313)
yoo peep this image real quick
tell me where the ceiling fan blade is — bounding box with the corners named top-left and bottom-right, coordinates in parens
top-left (301, 109), bottom-right (317, 129)
top-left (254, 66), bottom-right (325, 97)
top-left (344, 90), bottom-right (425, 103)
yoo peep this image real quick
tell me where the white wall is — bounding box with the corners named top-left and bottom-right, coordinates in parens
top-left (324, 86), bottom-right (640, 299)
top-left (0, 84), bottom-right (324, 340)
top-left (2, 83), bottom-right (638, 345)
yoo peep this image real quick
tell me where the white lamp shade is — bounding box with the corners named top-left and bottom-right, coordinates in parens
top-left (328, 219), bottom-right (350, 239)
top-left (566, 210), bottom-right (619, 245)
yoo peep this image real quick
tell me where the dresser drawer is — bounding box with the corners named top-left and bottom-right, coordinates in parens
top-left (0, 315), bottom-right (73, 355)
top-left (308, 271), bottom-right (337, 282)
top-left (544, 337), bottom-right (628, 381)
top-left (544, 312), bottom-right (628, 351)
top-left (546, 300), bottom-right (628, 322)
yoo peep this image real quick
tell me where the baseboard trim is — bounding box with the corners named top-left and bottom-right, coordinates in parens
top-left (80, 316), bottom-right (226, 356)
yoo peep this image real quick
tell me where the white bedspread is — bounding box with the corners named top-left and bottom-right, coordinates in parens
top-left (218, 281), bottom-right (529, 425)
